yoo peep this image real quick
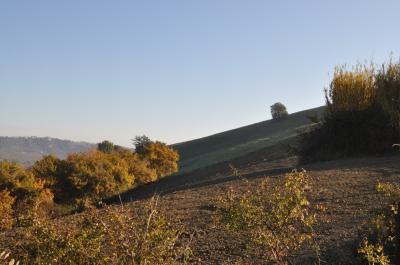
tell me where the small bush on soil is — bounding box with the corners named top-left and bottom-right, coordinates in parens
top-left (219, 170), bottom-right (317, 264)
top-left (358, 239), bottom-right (390, 265)
top-left (358, 182), bottom-right (400, 264)
top-left (8, 197), bottom-right (191, 265)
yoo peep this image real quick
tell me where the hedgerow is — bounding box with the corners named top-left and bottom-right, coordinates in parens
top-left (301, 58), bottom-right (400, 161)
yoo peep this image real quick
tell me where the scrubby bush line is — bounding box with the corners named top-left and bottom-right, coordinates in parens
top-left (0, 138), bottom-right (179, 231)
top-left (301, 58), bottom-right (400, 161)
top-left (34, 139), bottom-right (178, 203)
top-left (2, 196), bottom-right (192, 265)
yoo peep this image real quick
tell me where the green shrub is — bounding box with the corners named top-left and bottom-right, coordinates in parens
top-left (133, 135), bottom-right (153, 155)
top-left (97, 140), bottom-right (115, 153)
top-left (219, 170), bottom-right (317, 264)
top-left (271, 102), bottom-right (289, 120)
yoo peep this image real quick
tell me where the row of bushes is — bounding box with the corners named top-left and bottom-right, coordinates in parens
top-left (0, 138), bottom-right (179, 231)
top-left (302, 58), bottom-right (400, 160)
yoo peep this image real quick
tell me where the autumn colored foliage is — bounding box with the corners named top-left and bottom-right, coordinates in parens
top-left (301, 58), bottom-right (400, 159)
top-left (0, 138), bottom-right (179, 230)
top-left (0, 190), bottom-right (15, 230)
top-left (0, 161), bottom-right (53, 230)
top-left (140, 141), bottom-right (180, 178)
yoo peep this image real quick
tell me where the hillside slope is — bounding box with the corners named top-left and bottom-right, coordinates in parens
top-left (173, 106), bottom-right (325, 173)
top-left (0, 136), bottom-right (94, 166)
top-left (106, 153), bottom-right (400, 264)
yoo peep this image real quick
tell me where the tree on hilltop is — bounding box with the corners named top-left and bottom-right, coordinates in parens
top-left (271, 102), bottom-right (289, 119)
top-left (97, 140), bottom-right (115, 153)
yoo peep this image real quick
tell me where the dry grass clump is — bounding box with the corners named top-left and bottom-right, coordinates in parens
top-left (218, 170), bottom-right (318, 265)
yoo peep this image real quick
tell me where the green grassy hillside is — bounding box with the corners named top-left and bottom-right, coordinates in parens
top-left (173, 106), bottom-right (326, 173)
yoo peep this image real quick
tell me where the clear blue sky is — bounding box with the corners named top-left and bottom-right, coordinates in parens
top-left (1, 1), bottom-right (399, 146)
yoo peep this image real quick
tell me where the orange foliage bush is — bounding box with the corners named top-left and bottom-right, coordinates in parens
top-left (64, 150), bottom-right (134, 201)
top-left (2, 139), bottom-right (180, 206)
top-left (117, 149), bottom-right (158, 184)
top-left (141, 142), bottom-right (179, 178)
top-left (31, 155), bottom-right (63, 189)
top-left (0, 161), bottom-right (53, 208)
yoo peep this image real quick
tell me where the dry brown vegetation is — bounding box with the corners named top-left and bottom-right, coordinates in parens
top-left (302, 58), bottom-right (400, 160)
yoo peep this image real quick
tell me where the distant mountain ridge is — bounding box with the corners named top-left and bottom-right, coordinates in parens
top-left (0, 136), bottom-right (95, 166)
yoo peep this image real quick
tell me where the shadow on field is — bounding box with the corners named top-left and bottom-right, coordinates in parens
top-left (105, 145), bottom-right (400, 205)
top-left (106, 164), bottom-right (294, 204)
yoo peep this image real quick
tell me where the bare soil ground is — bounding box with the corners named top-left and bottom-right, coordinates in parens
top-left (108, 154), bottom-right (400, 264)
top-left (2, 154), bottom-right (400, 264)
